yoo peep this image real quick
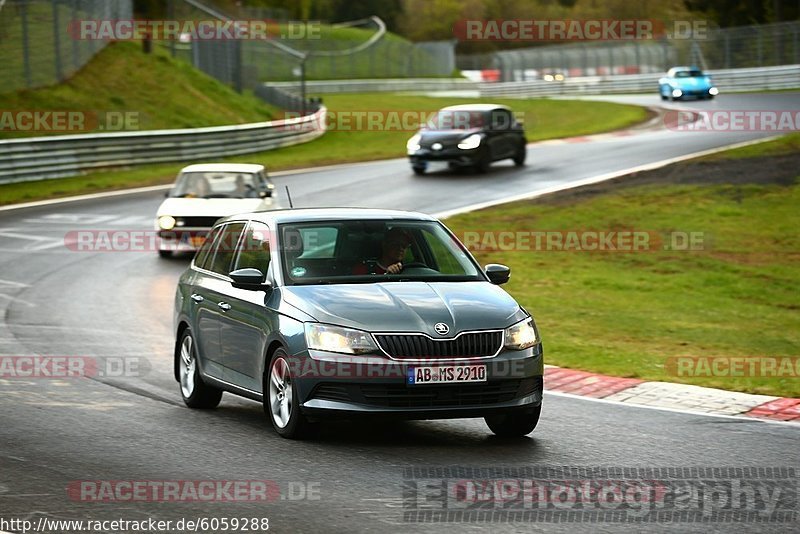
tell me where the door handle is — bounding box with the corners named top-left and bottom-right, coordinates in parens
top-left (190, 294), bottom-right (204, 303)
top-left (218, 302), bottom-right (232, 311)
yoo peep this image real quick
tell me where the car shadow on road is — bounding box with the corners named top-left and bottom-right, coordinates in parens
top-left (212, 402), bottom-right (539, 451)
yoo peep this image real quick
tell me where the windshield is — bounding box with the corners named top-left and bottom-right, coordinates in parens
top-left (675, 70), bottom-right (704, 78)
top-left (169, 171), bottom-right (263, 199)
top-left (279, 220), bottom-right (483, 285)
top-left (426, 110), bottom-right (487, 130)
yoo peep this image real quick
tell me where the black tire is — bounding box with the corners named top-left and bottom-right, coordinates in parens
top-left (412, 166), bottom-right (426, 175)
top-left (474, 148), bottom-right (492, 173)
top-left (660, 93), bottom-right (668, 101)
top-left (158, 250), bottom-right (172, 258)
top-left (485, 405), bottom-right (541, 437)
top-left (178, 329), bottom-right (223, 409)
top-left (264, 349), bottom-right (317, 439)
top-left (513, 143), bottom-right (527, 166)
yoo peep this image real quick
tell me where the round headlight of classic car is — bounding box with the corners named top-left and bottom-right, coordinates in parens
top-left (709, 87), bottom-right (719, 96)
top-left (158, 215), bottom-right (176, 230)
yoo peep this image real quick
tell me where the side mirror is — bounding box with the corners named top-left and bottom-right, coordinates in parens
top-left (485, 264), bottom-right (511, 285)
top-left (229, 268), bottom-right (272, 291)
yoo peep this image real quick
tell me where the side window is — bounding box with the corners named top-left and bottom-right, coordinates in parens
top-left (235, 222), bottom-right (271, 273)
top-left (194, 227), bottom-right (221, 270)
top-left (207, 223), bottom-right (246, 276)
top-left (490, 109), bottom-right (513, 130)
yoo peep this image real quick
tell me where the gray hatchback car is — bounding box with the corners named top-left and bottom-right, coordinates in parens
top-left (173, 208), bottom-right (543, 439)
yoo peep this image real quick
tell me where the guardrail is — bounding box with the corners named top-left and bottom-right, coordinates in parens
top-left (0, 107), bottom-right (327, 184)
top-left (478, 65), bottom-right (800, 98)
top-left (265, 78), bottom-right (478, 94)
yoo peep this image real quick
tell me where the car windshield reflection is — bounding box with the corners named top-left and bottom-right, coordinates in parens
top-left (278, 220), bottom-right (483, 285)
top-left (169, 171), bottom-right (262, 199)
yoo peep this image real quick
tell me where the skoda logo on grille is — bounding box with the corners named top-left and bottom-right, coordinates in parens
top-left (432, 142), bottom-right (443, 151)
top-left (434, 322), bottom-right (450, 336)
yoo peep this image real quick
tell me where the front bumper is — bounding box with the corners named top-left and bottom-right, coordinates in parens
top-left (409, 147), bottom-right (481, 168)
top-left (291, 345), bottom-right (544, 420)
top-left (157, 228), bottom-right (210, 252)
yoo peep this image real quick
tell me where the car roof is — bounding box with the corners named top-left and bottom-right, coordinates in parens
top-left (179, 163), bottom-right (265, 173)
top-left (438, 104), bottom-right (511, 112)
top-left (668, 66), bottom-right (702, 74)
top-left (219, 208), bottom-right (439, 226)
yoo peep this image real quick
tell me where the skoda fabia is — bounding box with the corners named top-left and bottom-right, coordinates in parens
top-left (173, 208), bottom-right (543, 439)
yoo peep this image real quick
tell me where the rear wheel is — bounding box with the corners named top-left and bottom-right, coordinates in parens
top-left (513, 143), bottom-right (527, 166)
top-left (178, 330), bottom-right (223, 409)
top-left (265, 349), bottom-right (317, 439)
top-left (485, 405), bottom-right (541, 437)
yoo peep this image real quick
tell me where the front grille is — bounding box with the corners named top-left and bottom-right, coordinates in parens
top-left (311, 377), bottom-right (542, 409)
top-left (177, 216), bottom-right (222, 228)
top-left (374, 331), bottom-right (503, 359)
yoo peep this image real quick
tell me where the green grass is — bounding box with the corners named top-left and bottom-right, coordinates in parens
top-left (698, 132), bottom-right (800, 161)
top-left (0, 42), bottom-right (279, 138)
top-left (0, 93), bottom-right (647, 205)
top-left (443, 176), bottom-right (800, 397)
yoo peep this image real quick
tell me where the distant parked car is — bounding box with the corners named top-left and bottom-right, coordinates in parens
top-left (659, 67), bottom-right (719, 101)
top-left (406, 104), bottom-right (527, 175)
top-left (155, 163), bottom-right (276, 258)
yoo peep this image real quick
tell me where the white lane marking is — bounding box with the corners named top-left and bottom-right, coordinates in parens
top-left (0, 279), bottom-right (30, 289)
top-left (544, 390), bottom-right (800, 428)
top-left (433, 136), bottom-right (781, 219)
top-left (0, 294), bottom-right (35, 307)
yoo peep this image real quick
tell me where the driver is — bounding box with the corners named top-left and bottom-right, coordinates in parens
top-left (353, 227), bottom-right (412, 275)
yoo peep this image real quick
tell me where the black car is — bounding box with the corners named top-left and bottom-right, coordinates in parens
top-left (406, 104), bottom-right (527, 174)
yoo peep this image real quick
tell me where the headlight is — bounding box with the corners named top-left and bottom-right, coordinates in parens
top-left (709, 87), bottom-right (719, 95)
top-left (504, 317), bottom-right (538, 350)
top-left (305, 323), bottom-right (378, 355)
top-left (406, 134), bottom-right (421, 153)
top-left (158, 215), bottom-right (176, 230)
top-left (672, 89), bottom-right (683, 98)
top-left (458, 133), bottom-right (482, 150)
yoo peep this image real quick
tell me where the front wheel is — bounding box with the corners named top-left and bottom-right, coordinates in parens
top-left (265, 350), bottom-right (317, 439)
top-left (474, 148), bottom-right (492, 173)
top-left (485, 405), bottom-right (541, 437)
top-left (178, 330), bottom-right (223, 409)
top-left (412, 165), bottom-right (426, 175)
top-left (158, 250), bottom-right (172, 258)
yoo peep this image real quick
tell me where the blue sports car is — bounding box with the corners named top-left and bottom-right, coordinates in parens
top-left (659, 67), bottom-right (719, 101)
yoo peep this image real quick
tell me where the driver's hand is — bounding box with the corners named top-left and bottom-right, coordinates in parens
top-left (386, 262), bottom-right (403, 274)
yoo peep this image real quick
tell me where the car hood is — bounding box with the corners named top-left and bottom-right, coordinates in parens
top-left (417, 129), bottom-right (481, 147)
top-left (156, 197), bottom-right (272, 218)
top-left (282, 281), bottom-right (526, 336)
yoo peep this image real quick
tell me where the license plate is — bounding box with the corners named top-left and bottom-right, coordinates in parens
top-left (407, 365), bottom-right (487, 385)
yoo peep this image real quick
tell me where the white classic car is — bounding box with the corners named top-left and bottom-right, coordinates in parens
top-left (155, 163), bottom-right (277, 257)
